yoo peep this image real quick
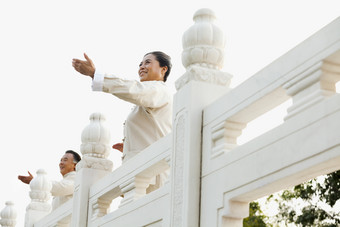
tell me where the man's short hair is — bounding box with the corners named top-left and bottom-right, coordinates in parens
top-left (65, 150), bottom-right (81, 163)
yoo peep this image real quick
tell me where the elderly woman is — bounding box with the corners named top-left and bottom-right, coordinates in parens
top-left (72, 51), bottom-right (172, 163)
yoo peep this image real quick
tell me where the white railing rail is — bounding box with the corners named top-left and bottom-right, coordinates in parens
top-left (88, 134), bottom-right (171, 226)
top-left (201, 16), bottom-right (340, 226)
top-left (204, 17), bottom-right (340, 156)
top-left (18, 8), bottom-right (340, 227)
top-left (34, 199), bottom-right (72, 227)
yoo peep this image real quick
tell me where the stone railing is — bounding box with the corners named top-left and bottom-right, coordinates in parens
top-left (9, 8), bottom-right (339, 227)
top-left (200, 15), bottom-right (340, 226)
top-left (28, 116), bottom-right (171, 227)
top-left (34, 200), bottom-right (72, 227)
top-left (87, 134), bottom-right (171, 226)
top-left (25, 169), bottom-right (52, 227)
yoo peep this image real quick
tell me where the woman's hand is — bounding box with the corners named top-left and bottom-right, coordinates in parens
top-left (72, 53), bottom-right (96, 78)
top-left (112, 143), bottom-right (124, 153)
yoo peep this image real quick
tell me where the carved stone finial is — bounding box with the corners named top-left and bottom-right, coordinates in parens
top-left (177, 8), bottom-right (232, 90)
top-left (78, 113), bottom-right (113, 171)
top-left (26, 169), bottom-right (52, 212)
top-left (80, 113), bottom-right (110, 159)
top-left (0, 201), bottom-right (17, 227)
top-left (29, 169), bottom-right (52, 203)
top-left (182, 8), bottom-right (225, 70)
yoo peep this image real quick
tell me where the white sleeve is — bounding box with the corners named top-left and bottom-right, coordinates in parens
top-left (90, 69), bottom-right (171, 108)
top-left (101, 77), bottom-right (170, 108)
top-left (92, 69), bottom-right (104, 91)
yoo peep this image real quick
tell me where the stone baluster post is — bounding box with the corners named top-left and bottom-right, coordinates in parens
top-left (170, 8), bottom-right (233, 227)
top-left (71, 113), bottom-right (113, 226)
top-left (283, 52), bottom-right (340, 120)
top-left (0, 201), bottom-right (17, 227)
top-left (117, 176), bottom-right (149, 208)
top-left (24, 169), bottom-right (52, 227)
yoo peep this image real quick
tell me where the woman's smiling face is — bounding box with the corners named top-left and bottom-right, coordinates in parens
top-left (138, 54), bottom-right (167, 82)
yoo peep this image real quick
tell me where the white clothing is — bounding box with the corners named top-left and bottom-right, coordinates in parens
top-left (51, 171), bottom-right (76, 210)
top-left (92, 72), bottom-right (172, 161)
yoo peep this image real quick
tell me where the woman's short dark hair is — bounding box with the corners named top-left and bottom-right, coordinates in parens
top-left (65, 150), bottom-right (81, 163)
top-left (145, 51), bottom-right (172, 82)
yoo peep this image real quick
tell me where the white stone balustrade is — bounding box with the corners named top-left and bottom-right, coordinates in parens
top-left (17, 8), bottom-right (340, 227)
top-left (201, 15), bottom-right (340, 226)
top-left (33, 113), bottom-right (114, 227)
top-left (24, 169), bottom-right (52, 227)
top-left (182, 8), bottom-right (225, 70)
top-left (0, 201), bottom-right (17, 227)
top-left (210, 120), bottom-right (247, 157)
top-left (71, 112), bottom-right (113, 227)
top-left (78, 112), bottom-right (113, 170)
top-left (177, 8), bottom-right (232, 91)
top-left (118, 177), bottom-right (149, 207)
top-left (283, 51), bottom-right (340, 120)
top-left (169, 8), bottom-right (234, 227)
top-left (33, 199), bottom-right (72, 227)
top-left (87, 134), bottom-right (171, 226)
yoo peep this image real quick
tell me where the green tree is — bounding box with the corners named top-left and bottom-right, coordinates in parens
top-left (267, 170), bottom-right (340, 226)
top-left (243, 201), bottom-right (270, 227)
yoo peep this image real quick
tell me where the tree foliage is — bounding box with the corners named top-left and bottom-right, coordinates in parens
top-left (243, 201), bottom-right (270, 227)
top-left (243, 170), bottom-right (340, 226)
top-left (267, 170), bottom-right (340, 226)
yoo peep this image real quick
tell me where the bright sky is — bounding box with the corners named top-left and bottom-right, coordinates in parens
top-left (0, 0), bottom-right (339, 225)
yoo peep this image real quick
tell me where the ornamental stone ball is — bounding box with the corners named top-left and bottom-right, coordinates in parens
top-left (182, 8), bottom-right (226, 70)
top-left (0, 201), bottom-right (17, 227)
top-left (29, 169), bottom-right (52, 203)
top-left (80, 113), bottom-right (111, 159)
top-left (176, 8), bottom-right (232, 90)
top-left (78, 112), bottom-right (113, 171)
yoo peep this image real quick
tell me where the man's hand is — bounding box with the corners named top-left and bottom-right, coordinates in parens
top-left (72, 53), bottom-right (96, 78)
top-left (18, 171), bottom-right (33, 184)
top-left (112, 143), bottom-right (124, 153)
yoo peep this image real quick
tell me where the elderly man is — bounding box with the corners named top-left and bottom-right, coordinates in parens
top-left (18, 150), bottom-right (81, 210)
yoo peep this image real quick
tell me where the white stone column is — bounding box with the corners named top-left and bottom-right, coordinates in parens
top-left (24, 169), bottom-right (52, 227)
top-left (170, 8), bottom-right (232, 227)
top-left (71, 113), bottom-right (113, 227)
top-left (0, 201), bottom-right (17, 227)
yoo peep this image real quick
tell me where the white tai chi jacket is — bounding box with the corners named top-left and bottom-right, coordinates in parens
top-left (51, 171), bottom-right (76, 210)
top-left (92, 72), bottom-right (173, 162)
